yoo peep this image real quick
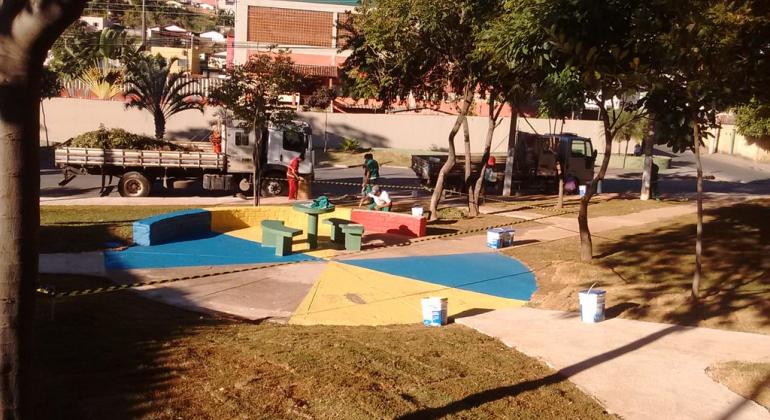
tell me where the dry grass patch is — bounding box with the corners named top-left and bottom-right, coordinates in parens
top-left (504, 198), bottom-right (770, 334)
top-left (34, 274), bottom-right (614, 419)
top-left (317, 149), bottom-right (416, 168)
top-left (40, 205), bottom-right (194, 253)
top-left (706, 362), bottom-right (770, 410)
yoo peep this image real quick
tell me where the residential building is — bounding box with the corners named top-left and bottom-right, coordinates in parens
top-left (80, 16), bottom-right (109, 31)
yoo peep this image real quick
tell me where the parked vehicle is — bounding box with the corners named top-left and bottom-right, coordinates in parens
top-left (411, 132), bottom-right (596, 192)
top-left (55, 120), bottom-right (315, 197)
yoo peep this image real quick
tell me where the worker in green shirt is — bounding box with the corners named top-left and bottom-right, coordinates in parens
top-left (358, 153), bottom-right (380, 207)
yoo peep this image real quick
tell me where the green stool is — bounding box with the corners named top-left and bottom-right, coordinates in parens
top-left (260, 220), bottom-right (302, 256)
top-left (341, 224), bottom-right (365, 251)
top-left (323, 218), bottom-right (352, 244)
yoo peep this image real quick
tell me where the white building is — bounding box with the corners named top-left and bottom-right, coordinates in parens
top-left (80, 16), bottom-right (108, 31)
top-left (200, 31), bottom-right (226, 43)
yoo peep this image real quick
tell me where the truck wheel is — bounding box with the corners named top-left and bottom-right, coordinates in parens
top-left (238, 177), bottom-right (252, 193)
top-left (260, 172), bottom-right (286, 197)
top-left (118, 172), bottom-right (151, 197)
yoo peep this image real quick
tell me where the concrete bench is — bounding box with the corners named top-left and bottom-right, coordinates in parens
top-left (341, 224), bottom-right (365, 251)
top-left (133, 209), bottom-right (211, 246)
top-left (323, 218), bottom-right (365, 251)
top-left (260, 220), bottom-right (302, 256)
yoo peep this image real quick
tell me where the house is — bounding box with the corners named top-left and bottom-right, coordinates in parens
top-left (200, 31), bottom-right (226, 43)
top-left (234, 0), bottom-right (358, 87)
top-left (199, 3), bottom-right (216, 11)
top-left (80, 16), bottom-right (109, 31)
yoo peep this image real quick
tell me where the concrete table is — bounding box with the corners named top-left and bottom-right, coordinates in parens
top-left (292, 203), bottom-right (335, 250)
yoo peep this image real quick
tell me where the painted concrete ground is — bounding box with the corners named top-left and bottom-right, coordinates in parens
top-left (105, 206), bottom-right (537, 325)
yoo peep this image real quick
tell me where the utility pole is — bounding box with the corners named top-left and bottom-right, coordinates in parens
top-left (141, 0), bottom-right (147, 49)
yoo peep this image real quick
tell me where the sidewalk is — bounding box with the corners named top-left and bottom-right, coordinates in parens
top-left (458, 308), bottom-right (770, 420)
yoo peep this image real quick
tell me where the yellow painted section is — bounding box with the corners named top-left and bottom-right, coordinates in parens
top-left (290, 262), bottom-right (526, 326)
top-left (206, 206), bottom-right (352, 258)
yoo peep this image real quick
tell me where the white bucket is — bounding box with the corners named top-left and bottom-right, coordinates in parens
top-left (578, 185), bottom-right (587, 197)
top-left (421, 297), bottom-right (448, 327)
top-left (487, 227), bottom-right (514, 249)
top-left (597, 180), bottom-right (602, 194)
top-left (578, 288), bottom-right (606, 323)
top-left (412, 206), bottom-right (424, 217)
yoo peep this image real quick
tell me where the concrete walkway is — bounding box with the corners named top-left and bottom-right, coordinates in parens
top-left (458, 308), bottom-right (770, 420)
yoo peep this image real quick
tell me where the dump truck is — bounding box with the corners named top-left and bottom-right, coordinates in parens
top-left (54, 120), bottom-right (315, 197)
top-left (411, 132), bottom-right (596, 192)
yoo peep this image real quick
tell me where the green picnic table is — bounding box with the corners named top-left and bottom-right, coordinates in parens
top-left (292, 203), bottom-right (335, 249)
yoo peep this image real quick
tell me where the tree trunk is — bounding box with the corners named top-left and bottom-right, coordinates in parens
top-left (692, 121), bottom-right (704, 300)
top-left (428, 88), bottom-right (473, 221)
top-left (462, 118), bottom-right (476, 216)
top-left (556, 173), bottom-right (564, 209)
top-left (640, 119), bottom-right (655, 200)
top-left (471, 97), bottom-right (499, 216)
top-left (0, 2), bottom-right (85, 415)
top-left (154, 110), bottom-right (166, 140)
top-left (502, 111), bottom-right (519, 196)
top-left (578, 104), bottom-right (615, 262)
top-left (622, 135), bottom-right (630, 169)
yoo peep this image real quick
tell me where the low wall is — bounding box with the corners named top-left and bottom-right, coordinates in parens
top-left (40, 98), bottom-right (609, 153)
top-left (350, 210), bottom-right (427, 237)
top-left (595, 154), bottom-right (671, 170)
top-left (706, 124), bottom-right (770, 163)
top-left (208, 206), bottom-right (352, 238)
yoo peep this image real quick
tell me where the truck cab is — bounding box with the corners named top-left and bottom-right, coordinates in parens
top-left (519, 133), bottom-right (596, 185)
top-left (221, 119), bottom-right (314, 196)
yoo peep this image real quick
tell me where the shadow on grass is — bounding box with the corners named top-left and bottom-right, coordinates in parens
top-left (596, 201), bottom-right (770, 330)
top-left (33, 274), bottom-right (231, 419)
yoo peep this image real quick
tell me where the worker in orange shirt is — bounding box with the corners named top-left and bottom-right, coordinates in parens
top-left (287, 154), bottom-right (304, 200)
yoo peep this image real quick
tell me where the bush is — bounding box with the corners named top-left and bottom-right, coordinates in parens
top-left (736, 100), bottom-right (770, 140)
top-left (338, 138), bottom-right (361, 153)
top-left (63, 127), bottom-right (186, 150)
top-left (306, 86), bottom-right (337, 110)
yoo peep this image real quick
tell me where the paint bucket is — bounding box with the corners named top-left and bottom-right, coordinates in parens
top-left (487, 227), bottom-right (514, 249)
top-left (421, 297), bottom-right (448, 327)
top-left (578, 185), bottom-right (587, 197)
top-left (578, 286), bottom-right (606, 323)
top-left (597, 180), bottom-right (602, 194)
top-left (412, 206), bottom-right (424, 217)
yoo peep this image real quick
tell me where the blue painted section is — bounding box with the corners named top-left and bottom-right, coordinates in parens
top-left (133, 209), bottom-right (211, 246)
top-left (343, 253), bottom-right (537, 301)
top-left (106, 232), bottom-right (316, 270)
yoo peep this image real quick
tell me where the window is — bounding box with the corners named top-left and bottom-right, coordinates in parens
top-left (283, 130), bottom-right (305, 153)
top-left (571, 140), bottom-right (587, 157)
top-left (235, 131), bottom-right (249, 146)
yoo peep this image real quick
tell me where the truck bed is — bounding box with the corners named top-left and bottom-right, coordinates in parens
top-left (55, 147), bottom-right (225, 170)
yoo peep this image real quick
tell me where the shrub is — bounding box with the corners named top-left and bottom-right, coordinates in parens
top-left (339, 138), bottom-right (361, 153)
top-left (306, 86), bottom-right (337, 110)
top-left (736, 100), bottom-right (770, 140)
top-left (63, 127), bottom-right (187, 150)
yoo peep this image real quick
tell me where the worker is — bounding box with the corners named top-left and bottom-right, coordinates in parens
top-left (287, 154), bottom-right (304, 200)
top-left (367, 185), bottom-right (391, 211)
top-left (358, 153), bottom-right (380, 207)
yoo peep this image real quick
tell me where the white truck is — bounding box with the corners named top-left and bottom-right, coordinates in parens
top-left (54, 120), bottom-right (315, 197)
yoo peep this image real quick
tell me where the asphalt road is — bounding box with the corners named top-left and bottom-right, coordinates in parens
top-left (41, 148), bottom-right (770, 201)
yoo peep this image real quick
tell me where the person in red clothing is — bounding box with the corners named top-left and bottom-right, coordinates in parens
top-left (287, 154), bottom-right (304, 200)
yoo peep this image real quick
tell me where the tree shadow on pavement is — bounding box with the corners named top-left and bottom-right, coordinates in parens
top-left (397, 325), bottom-right (682, 419)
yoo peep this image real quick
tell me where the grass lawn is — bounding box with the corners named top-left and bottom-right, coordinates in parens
top-left (41, 206), bottom-right (194, 253)
top-left (317, 149), bottom-right (416, 168)
top-left (706, 362), bottom-right (770, 410)
top-left (34, 274), bottom-right (614, 419)
top-left (483, 194), bottom-right (681, 217)
top-left (504, 198), bottom-right (770, 334)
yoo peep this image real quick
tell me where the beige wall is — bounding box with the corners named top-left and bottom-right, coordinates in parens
top-left (149, 46), bottom-right (201, 74)
top-left (706, 124), bottom-right (770, 163)
top-left (299, 112), bottom-right (608, 153)
top-left (40, 99), bottom-right (609, 153)
top-left (40, 98), bottom-right (217, 144)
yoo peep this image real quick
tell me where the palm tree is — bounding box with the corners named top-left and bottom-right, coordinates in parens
top-left (123, 55), bottom-right (204, 139)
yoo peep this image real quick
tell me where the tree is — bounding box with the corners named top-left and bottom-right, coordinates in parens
top-left (736, 99), bottom-right (770, 140)
top-left (0, 0), bottom-right (87, 415)
top-left (208, 52), bottom-right (301, 204)
top-left (342, 0), bottom-right (499, 220)
top-left (531, 0), bottom-right (653, 262)
top-left (641, 0), bottom-right (770, 298)
top-left (123, 54), bottom-right (205, 139)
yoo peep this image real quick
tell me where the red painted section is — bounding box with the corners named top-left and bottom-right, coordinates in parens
top-left (350, 210), bottom-right (427, 238)
top-left (226, 33), bottom-right (234, 70)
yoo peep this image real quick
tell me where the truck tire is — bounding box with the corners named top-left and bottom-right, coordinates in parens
top-left (238, 177), bottom-right (252, 193)
top-left (260, 172), bottom-right (286, 197)
top-left (118, 171), bottom-right (151, 197)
